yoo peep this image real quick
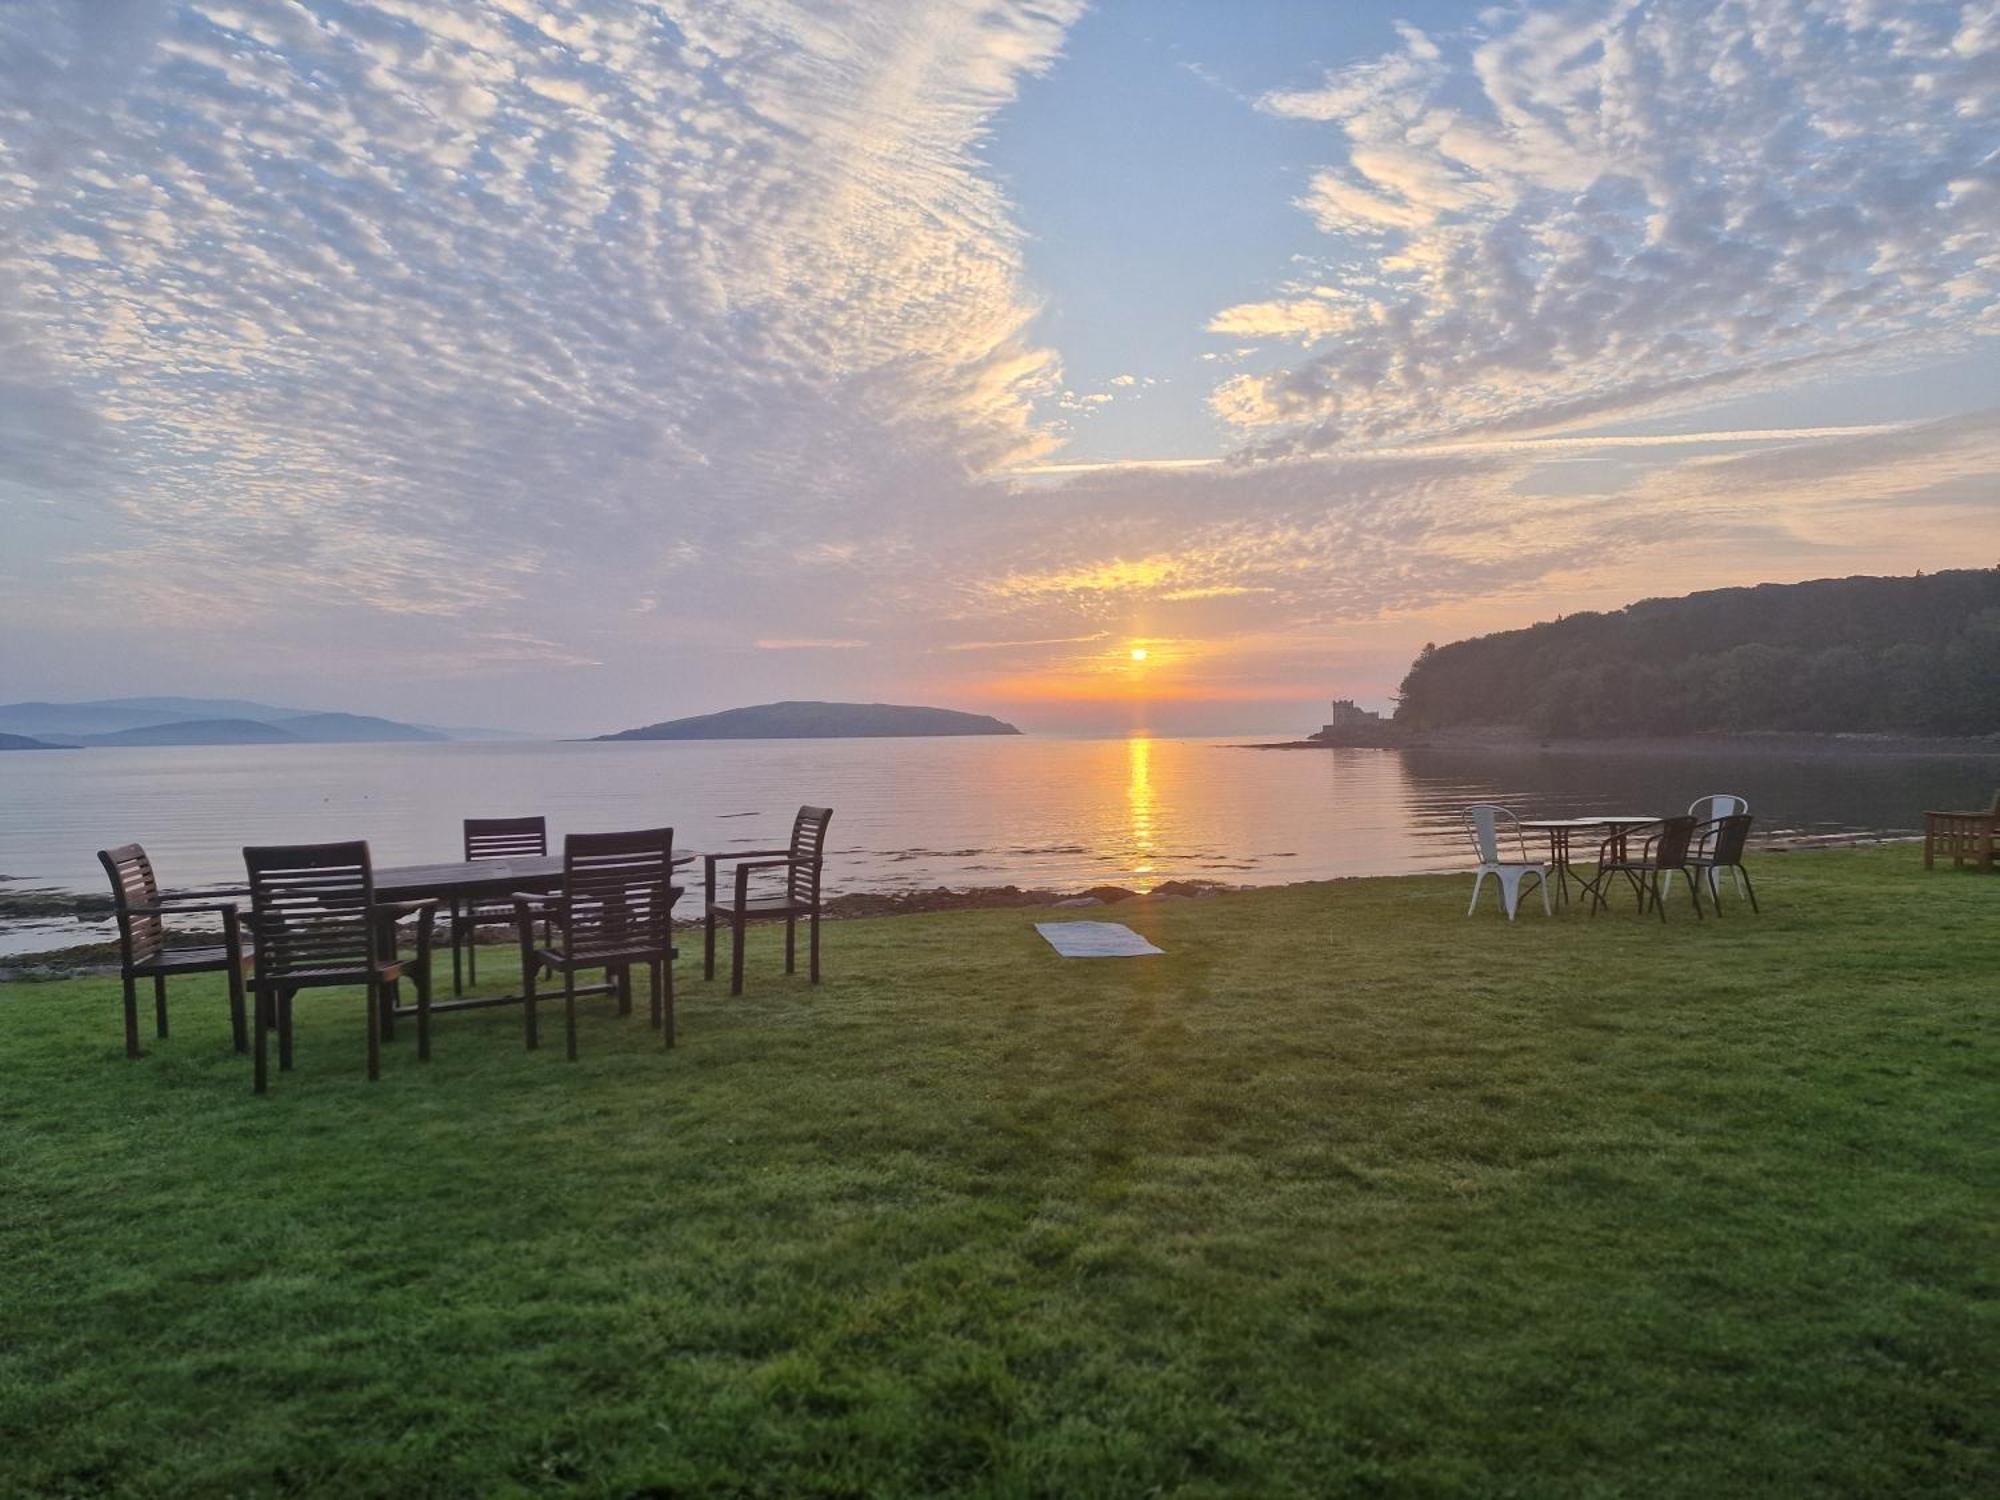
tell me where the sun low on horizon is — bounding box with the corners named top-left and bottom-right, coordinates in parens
top-left (0, 1), bottom-right (1994, 735)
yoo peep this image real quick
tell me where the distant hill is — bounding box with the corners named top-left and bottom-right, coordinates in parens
top-left (75, 718), bottom-right (306, 747)
top-left (1393, 569), bottom-right (2000, 738)
top-left (0, 732), bottom-right (68, 751)
top-left (0, 696), bottom-right (507, 743)
top-left (272, 713), bottom-right (445, 743)
top-left (598, 700), bottom-right (1022, 741)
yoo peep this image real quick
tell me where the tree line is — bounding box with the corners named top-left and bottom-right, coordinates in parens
top-left (1392, 569), bottom-right (2000, 738)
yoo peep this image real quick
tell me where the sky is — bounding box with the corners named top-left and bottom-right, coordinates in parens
top-left (0, 0), bottom-right (1995, 736)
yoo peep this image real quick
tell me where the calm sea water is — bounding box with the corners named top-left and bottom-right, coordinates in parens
top-left (1, 735), bottom-right (1992, 954)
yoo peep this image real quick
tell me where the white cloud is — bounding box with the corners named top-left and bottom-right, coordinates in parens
top-left (0, 0), bottom-right (1080, 670)
top-left (1224, 0), bottom-right (2000, 452)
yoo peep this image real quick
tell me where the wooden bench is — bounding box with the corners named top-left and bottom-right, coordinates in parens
top-left (1924, 794), bottom-right (2000, 872)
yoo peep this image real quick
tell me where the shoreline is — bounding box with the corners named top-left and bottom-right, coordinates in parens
top-left (1246, 728), bottom-right (2000, 758)
top-left (0, 837), bottom-right (1925, 979)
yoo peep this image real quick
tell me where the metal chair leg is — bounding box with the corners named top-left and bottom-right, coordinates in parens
top-left (154, 974), bottom-right (169, 1038)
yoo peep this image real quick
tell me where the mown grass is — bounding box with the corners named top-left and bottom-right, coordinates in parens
top-left (1, 847), bottom-right (1993, 1497)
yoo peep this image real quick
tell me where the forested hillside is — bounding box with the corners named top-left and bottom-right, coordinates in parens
top-left (1393, 570), bottom-right (2000, 737)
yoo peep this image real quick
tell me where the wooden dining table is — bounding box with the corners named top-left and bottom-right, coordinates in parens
top-left (374, 850), bottom-right (701, 1019)
top-left (1517, 816), bottom-right (1658, 903)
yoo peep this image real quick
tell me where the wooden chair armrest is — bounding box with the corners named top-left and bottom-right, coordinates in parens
top-left (126, 900), bottom-right (244, 920)
top-left (154, 886), bottom-right (252, 904)
top-left (375, 898), bottom-right (439, 920)
top-left (732, 858), bottom-right (820, 901)
top-left (705, 849), bottom-right (792, 867)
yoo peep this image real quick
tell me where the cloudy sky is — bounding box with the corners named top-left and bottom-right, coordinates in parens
top-left (1, 0), bottom-right (1995, 735)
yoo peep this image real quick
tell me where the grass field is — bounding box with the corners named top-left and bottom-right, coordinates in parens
top-left (1, 847), bottom-right (1993, 1497)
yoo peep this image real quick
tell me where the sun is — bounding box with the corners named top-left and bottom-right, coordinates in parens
top-left (1129, 647), bottom-right (1148, 662)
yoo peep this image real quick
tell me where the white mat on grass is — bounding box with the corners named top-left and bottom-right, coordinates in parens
top-left (1034, 921), bottom-right (1164, 958)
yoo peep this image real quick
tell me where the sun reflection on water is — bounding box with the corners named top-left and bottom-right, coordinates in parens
top-left (1127, 732), bottom-right (1155, 881)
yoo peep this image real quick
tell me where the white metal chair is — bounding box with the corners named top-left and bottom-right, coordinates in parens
top-left (1686, 794), bottom-right (1750, 897)
top-left (1463, 804), bottom-right (1552, 920)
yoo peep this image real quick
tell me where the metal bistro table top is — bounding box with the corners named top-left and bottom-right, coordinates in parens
top-left (375, 850), bottom-right (699, 901)
top-left (1518, 815), bottom-right (1660, 830)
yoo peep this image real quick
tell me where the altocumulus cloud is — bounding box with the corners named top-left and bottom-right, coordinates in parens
top-left (0, 0), bottom-right (1077, 677)
top-left (1215, 0), bottom-right (2000, 452)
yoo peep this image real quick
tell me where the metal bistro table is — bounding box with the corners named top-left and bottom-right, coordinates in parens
top-left (374, 851), bottom-right (699, 1022)
top-left (1517, 816), bottom-right (1659, 904)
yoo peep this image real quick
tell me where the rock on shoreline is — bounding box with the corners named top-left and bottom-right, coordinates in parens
top-left (1245, 727), bottom-right (2000, 758)
top-left (0, 880), bottom-right (1241, 978)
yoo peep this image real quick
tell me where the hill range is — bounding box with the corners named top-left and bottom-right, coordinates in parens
top-left (0, 697), bottom-right (526, 748)
top-left (597, 701), bottom-right (1021, 741)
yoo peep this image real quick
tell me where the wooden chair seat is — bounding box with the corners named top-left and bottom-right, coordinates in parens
top-left (129, 944), bottom-right (254, 977)
top-left (531, 940), bottom-right (679, 970)
top-left (705, 894), bottom-right (808, 918)
top-left (262, 957), bottom-right (414, 986)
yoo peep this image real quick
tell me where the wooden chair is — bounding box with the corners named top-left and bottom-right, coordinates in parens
top-left (97, 844), bottom-right (251, 1059)
top-left (242, 841), bottom-right (436, 1094)
top-left (704, 806), bottom-right (832, 996)
top-left (1924, 791), bottom-right (2000, 872)
top-left (454, 816), bottom-right (546, 992)
top-left (513, 828), bottom-right (679, 1060)
top-left (1686, 814), bottom-right (1758, 913)
top-left (1578, 816), bottom-right (1701, 921)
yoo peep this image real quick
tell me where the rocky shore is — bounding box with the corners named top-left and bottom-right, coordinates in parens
top-left (0, 879), bottom-right (1240, 980)
top-left (1247, 727), bottom-right (2000, 758)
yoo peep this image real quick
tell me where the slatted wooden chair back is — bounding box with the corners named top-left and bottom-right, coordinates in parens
top-left (465, 816), bottom-right (547, 863)
top-left (243, 841), bottom-right (378, 980)
top-left (1696, 813), bottom-right (1753, 866)
top-left (562, 828), bottom-right (674, 956)
top-left (787, 806), bottom-right (833, 903)
top-left (98, 844), bottom-right (165, 966)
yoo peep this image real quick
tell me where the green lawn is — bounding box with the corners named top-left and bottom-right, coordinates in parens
top-left (1, 848), bottom-right (1993, 1497)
